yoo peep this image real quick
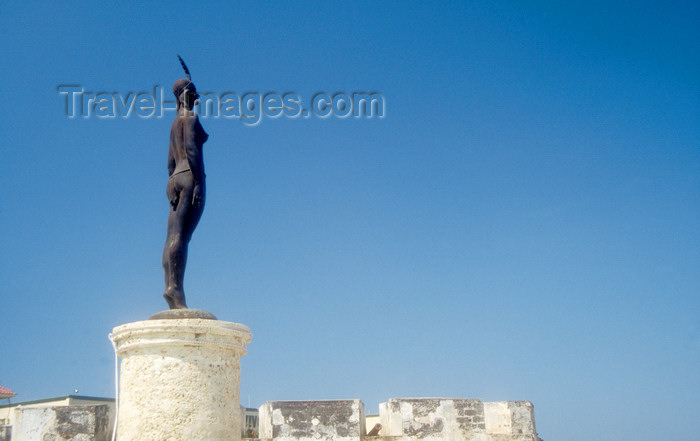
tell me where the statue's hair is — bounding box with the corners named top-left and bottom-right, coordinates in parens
top-left (177, 54), bottom-right (191, 81)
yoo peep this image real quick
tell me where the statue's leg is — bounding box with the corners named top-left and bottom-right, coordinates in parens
top-left (162, 216), bottom-right (174, 308)
top-left (166, 185), bottom-right (204, 305)
top-left (163, 228), bottom-right (189, 308)
top-left (162, 173), bottom-right (205, 310)
top-left (163, 237), bottom-right (188, 309)
top-left (162, 177), bottom-right (191, 309)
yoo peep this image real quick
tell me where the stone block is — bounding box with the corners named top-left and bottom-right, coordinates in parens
top-left (379, 398), bottom-right (488, 441)
top-left (484, 401), bottom-right (537, 441)
top-left (0, 426), bottom-right (10, 441)
top-left (259, 400), bottom-right (365, 441)
top-left (12, 404), bottom-right (111, 441)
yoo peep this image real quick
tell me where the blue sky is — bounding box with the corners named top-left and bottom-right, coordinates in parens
top-left (1, 1), bottom-right (698, 440)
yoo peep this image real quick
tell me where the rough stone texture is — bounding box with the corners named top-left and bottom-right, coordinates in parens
top-left (379, 398), bottom-right (538, 441)
top-left (484, 401), bottom-right (537, 441)
top-left (0, 426), bottom-right (10, 441)
top-left (363, 437), bottom-right (407, 441)
top-left (12, 405), bottom-right (111, 441)
top-left (259, 400), bottom-right (365, 441)
top-left (256, 398), bottom-right (538, 441)
top-left (380, 398), bottom-right (487, 441)
top-left (111, 318), bottom-right (251, 441)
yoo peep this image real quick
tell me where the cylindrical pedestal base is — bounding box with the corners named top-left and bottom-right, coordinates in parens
top-left (111, 318), bottom-right (251, 441)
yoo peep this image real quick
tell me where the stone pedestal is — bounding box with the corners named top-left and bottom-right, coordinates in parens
top-left (110, 317), bottom-right (251, 441)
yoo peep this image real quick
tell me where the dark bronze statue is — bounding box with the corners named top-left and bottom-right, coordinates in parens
top-left (162, 56), bottom-right (208, 309)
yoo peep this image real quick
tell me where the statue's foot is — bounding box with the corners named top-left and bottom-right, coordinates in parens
top-left (163, 288), bottom-right (188, 309)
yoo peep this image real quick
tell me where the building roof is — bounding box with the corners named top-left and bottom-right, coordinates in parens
top-left (0, 386), bottom-right (16, 399)
top-left (0, 395), bottom-right (113, 408)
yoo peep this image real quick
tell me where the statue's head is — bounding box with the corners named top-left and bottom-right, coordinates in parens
top-left (174, 55), bottom-right (198, 109)
top-left (173, 78), bottom-right (199, 108)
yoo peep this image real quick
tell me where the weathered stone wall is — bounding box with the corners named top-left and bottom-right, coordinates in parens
top-left (259, 400), bottom-right (365, 441)
top-left (484, 401), bottom-right (537, 441)
top-left (258, 398), bottom-right (538, 441)
top-left (11, 404), bottom-right (111, 441)
top-left (380, 398), bottom-right (487, 441)
top-left (379, 398), bottom-right (537, 441)
top-left (0, 425), bottom-right (11, 441)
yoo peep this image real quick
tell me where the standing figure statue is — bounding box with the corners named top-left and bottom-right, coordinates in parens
top-left (162, 56), bottom-right (208, 309)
